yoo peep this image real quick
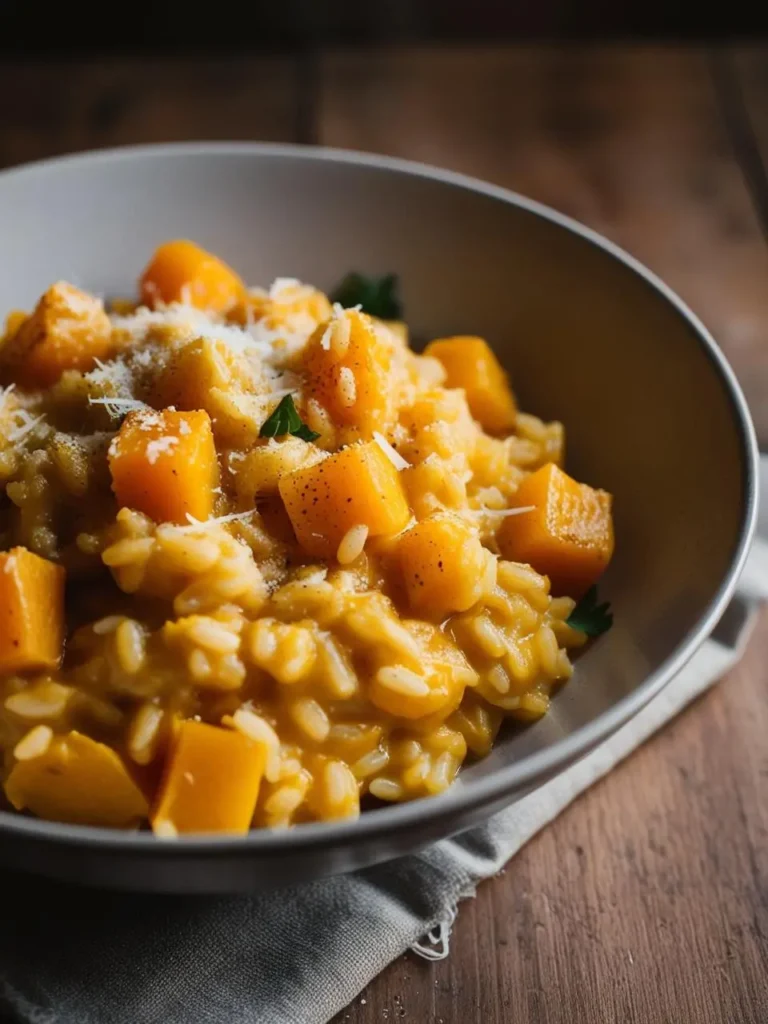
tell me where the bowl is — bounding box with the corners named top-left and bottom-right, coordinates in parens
top-left (0, 143), bottom-right (757, 892)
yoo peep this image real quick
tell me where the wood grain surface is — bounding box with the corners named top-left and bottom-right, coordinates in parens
top-left (0, 45), bottom-right (765, 1024)
top-left (0, 56), bottom-right (300, 167)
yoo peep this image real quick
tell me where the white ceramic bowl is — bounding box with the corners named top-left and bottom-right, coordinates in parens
top-left (0, 143), bottom-right (757, 891)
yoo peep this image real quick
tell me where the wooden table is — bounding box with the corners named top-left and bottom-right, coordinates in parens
top-left (3, 45), bottom-right (767, 1023)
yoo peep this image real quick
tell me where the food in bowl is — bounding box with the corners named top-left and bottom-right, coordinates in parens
top-left (0, 240), bottom-right (614, 835)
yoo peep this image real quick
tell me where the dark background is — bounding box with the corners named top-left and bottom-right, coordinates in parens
top-left (0, 0), bottom-right (766, 53)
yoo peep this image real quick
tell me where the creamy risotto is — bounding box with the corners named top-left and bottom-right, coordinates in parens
top-left (0, 241), bottom-right (614, 835)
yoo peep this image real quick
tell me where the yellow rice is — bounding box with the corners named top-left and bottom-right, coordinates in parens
top-left (0, 273), bottom-right (588, 831)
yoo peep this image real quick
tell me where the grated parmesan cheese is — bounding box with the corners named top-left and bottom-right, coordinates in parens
top-left (468, 505), bottom-right (536, 518)
top-left (246, 315), bottom-right (317, 361)
top-left (372, 431), bottom-right (410, 471)
top-left (269, 277), bottom-right (302, 299)
top-left (145, 436), bottom-right (179, 464)
top-left (7, 411), bottom-right (44, 444)
top-left (0, 383), bottom-right (16, 415)
top-left (111, 304), bottom-right (272, 359)
top-left (56, 282), bottom-right (104, 316)
top-left (128, 346), bottom-right (160, 370)
top-left (178, 509), bottom-right (260, 532)
top-left (87, 357), bottom-right (133, 393)
top-left (87, 397), bottom-right (150, 418)
top-left (333, 301), bottom-right (361, 316)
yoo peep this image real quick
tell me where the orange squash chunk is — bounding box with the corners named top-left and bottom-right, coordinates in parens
top-left (303, 309), bottom-right (394, 436)
top-left (397, 514), bottom-right (487, 619)
top-left (139, 240), bottom-right (245, 312)
top-left (152, 720), bottom-right (265, 835)
top-left (108, 408), bottom-right (218, 524)
top-left (498, 463), bottom-right (614, 597)
top-left (425, 336), bottom-right (517, 433)
top-left (5, 731), bottom-right (148, 828)
top-left (0, 548), bottom-right (65, 674)
top-left (279, 441), bottom-right (410, 559)
top-left (0, 282), bottom-right (112, 387)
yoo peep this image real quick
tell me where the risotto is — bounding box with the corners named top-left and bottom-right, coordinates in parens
top-left (0, 240), bottom-right (614, 835)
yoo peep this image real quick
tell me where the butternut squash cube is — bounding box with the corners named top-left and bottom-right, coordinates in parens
top-left (5, 731), bottom-right (148, 828)
top-left (303, 309), bottom-right (394, 436)
top-left (152, 720), bottom-right (265, 835)
top-left (108, 408), bottom-right (218, 524)
top-left (0, 547), bottom-right (65, 674)
top-left (279, 441), bottom-right (410, 559)
top-left (498, 462), bottom-right (614, 597)
top-left (2, 310), bottom-right (27, 342)
top-left (425, 336), bottom-right (517, 433)
top-left (0, 282), bottom-right (112, 387)
top-left (139, 240), bottom-right (245, 312)
top-left (396, 514), bottom-right (487, 619)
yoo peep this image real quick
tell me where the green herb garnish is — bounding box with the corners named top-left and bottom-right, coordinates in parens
top-left (331, 272), bottom-right (403, 319)
top-left (566, 586), bottom-right (613, 637)
top-left (259, 394), bottom-right (320, 443)
top-left (292, 422), bottom-right (321, 442)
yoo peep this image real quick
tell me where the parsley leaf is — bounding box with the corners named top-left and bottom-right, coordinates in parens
top-left (259, 394), bottom-right (320, 443)
top-left (566, 586), bottom-right (613, 637)
top-left (292, 422), bottom-right (321, 443)
top-left (331, 272), bottom-right (403, 319)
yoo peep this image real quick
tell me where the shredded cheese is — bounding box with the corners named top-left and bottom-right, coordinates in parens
top-left (178, 509), bottom-right (260, 532)
top-left (112, 304), bottom-right (272, 358)
top-left (468, 505), bottom-right (536, 518)
top-left (87, 397), bottom-right (150, 417)
top-left (269, 277), bottom-right (302, 299)
top-left (372, 431), bottom-right (410, 471)
top-left (87, 357), bottom-right (133, 390)
top-left (0, 383), bottom-right (16, 415)
top-left (7, 411), bottom-right (44, 443)
top-left (246, 315), bottom-right (317, 360)
top-left (145, 436), bottom-right (179, 464)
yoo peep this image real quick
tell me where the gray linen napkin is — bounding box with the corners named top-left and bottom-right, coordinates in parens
top-left (1, 538), bottom-right (765, 1024)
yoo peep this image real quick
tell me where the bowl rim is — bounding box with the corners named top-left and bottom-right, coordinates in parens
top-left (0, 140), bottom-right (758, 855)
